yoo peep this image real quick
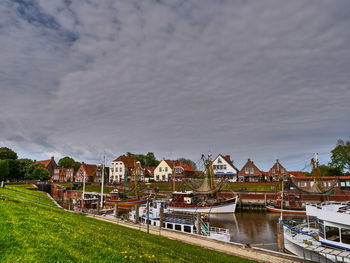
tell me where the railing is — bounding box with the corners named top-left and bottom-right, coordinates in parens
top-left (0, 185), bottom-right (62, 210)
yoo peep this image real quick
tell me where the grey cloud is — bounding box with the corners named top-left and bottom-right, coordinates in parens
top-left (0, 0), bottom-right (349, 170)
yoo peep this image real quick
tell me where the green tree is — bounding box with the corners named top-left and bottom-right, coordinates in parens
top-left (0, 147), bottom-right (18, 160)
top-left (310, 164), bottom-right (343, 177)
top-left (58, 156), bottom-right (80, 168)
top-left (0, 160), bottom-right (9, 181)
top-left (176, 158), bottom-right (197, 170)
top-left (126, 152), bottom-right (160, 167)
top-left (25, 163), bottom-right (50, 181)
top-left (330, 139), bottom-right (350, 172)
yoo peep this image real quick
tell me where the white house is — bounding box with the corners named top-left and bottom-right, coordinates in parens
top-left (109, 155), bottom-right (141, 183)
top-left (212, 154), bottom-right (239, 182)
top-left (154, 160), bottom-right (174, 182)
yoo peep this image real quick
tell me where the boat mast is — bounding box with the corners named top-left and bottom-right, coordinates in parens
top-left (100, 151), bottom-right (105, 208)
top-left (172, 161), bottom-right (176, 192)
top-left (311, 153), bottom-right (324, 201)
top-left (134, 160), bottom-right (138, 197)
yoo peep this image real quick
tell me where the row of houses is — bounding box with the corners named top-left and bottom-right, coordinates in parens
top-left (35, 157), bottom-right (105, 183)
top-left (36, 154), bottom-right (348, 187)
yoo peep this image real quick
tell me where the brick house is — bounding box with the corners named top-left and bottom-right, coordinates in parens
top-left (267, 159), bottom-right (289, 182)
top-left (53, 167), bottom-right (76, 182)
top-left (36, 156), bottom-right (58, 179)
top-left (237, 158), bottom-right (263, 182)
top-left (74, 162), bottom-right (98, 183)
top-left (173, 162), bottom-right (195, 181)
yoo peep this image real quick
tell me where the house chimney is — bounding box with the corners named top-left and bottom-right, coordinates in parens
top-left (51, 156), bottom-right (54, 161)
top-left (225, 155), bottom-right (231, 163)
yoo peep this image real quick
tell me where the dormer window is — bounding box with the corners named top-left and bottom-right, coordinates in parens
top-left (218, 158), bottom-right (222, 163)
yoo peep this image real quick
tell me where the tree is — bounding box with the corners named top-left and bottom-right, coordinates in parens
top-left (310, 164), bottom-right (343, 177)
top-left (176, 158), bottom-right (197, 170)
top-left (126, 152), bottom-right (160, 167)
top-left (0, 147), bottom-right (18, 160)
top-left (330, 139), bottom-right (350, 172)
top-left (58, 156), bottom-right (80, 168)
top-left (0, 160), bottom-right (9, 181)
top-left (25, 163), bottom-right (50, 181)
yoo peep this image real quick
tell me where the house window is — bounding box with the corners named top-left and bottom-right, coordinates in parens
top-left (223, 165), bottom-right (226, 170)
top-left (156, 175), bottom-right (159, 181)
top-left (213, 165), bottom-right (216, 169)
top-left (162, 175), bottom-right (165, 181)
top-left (159, 167), bottom-right (162, 172)
top-left (272, 169), bottom-right (275, 173)
top-left (250, 168), bottom-right (254, 174)
top-left (218, 158), bottom-right (222, 163)
top-left (165, 167), bottom-right (168, 172)
top-left (120, 167), bottom-right (122, 172)
top-left (281, 169), bottom-right (284, 173)
top-left (245, 168), bottom-right (249, 174)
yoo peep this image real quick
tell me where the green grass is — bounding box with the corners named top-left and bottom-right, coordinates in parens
top-left (224, 183), bottom-right (279, 192)
top-left (0, 185), bottom-right (256, 263)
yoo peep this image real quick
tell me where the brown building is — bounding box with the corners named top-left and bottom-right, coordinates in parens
top-left (267, 159), bottom-right (289, 182)
top-left (36, 156), bottom-right (58, 179)
top-left (74, 162), bottom-right (98, 183)
top-left (237, 158), bottom-right (262, 182)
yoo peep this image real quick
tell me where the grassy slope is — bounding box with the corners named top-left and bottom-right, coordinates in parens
top-left (0, 185), bottom-right (256, 263)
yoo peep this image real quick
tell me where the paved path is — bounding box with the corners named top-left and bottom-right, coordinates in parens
top-left (88, 214), bottom-right (305, 263)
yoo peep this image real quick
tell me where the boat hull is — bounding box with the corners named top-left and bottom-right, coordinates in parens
top-left (168, 197), bottom-right (238, 214)
top-left (105, 198), bottom-right (147, 208)
top-left (266, 205), bottom-right (306, 215)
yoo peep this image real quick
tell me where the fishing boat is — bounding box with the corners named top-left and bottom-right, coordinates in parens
top-left (105, 160), bottom-right (147, 209)
top-left (168, 154), bottom-right (238, 214)
top-left (266, 192), bottom-right (306, 215)
top-left (129, 199), bottom-right (231, 242)
top-left (281, 202), bottom-right (350, 262)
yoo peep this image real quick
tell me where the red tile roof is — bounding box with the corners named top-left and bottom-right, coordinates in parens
top-left (36, 160), bottom-right (51, 167)
top-left (174, 162), bottom-right (194, 172)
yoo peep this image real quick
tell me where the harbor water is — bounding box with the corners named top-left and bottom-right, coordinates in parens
top-left (210, 211), bottom-right (306, 251)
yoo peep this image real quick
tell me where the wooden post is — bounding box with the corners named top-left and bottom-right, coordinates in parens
top-left (264, 192), bottom-right (267, 207)
top-left (196, 213), bottom-right (201, 235)
top-left (135, 205), bottom-right (139, 224)
top-left (277, 221), bottom-right (285, 252)
top-left (114, 203), bottom-right (118, 218)
top-left (159, 206), bottom-right (164, 230)
top-left (97, 201), bottom-right (100, 214)
top-left (68, 198), bottom-right (71, 211)
top-left (81, 199), bottom-right (84, 212)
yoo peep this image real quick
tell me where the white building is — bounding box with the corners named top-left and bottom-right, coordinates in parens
top-left (109, 155), bottom-right (140, 183)
top-left (154, 160), bottom-right (174, 182)
top-left (212, 154), bottom-right (239, 182)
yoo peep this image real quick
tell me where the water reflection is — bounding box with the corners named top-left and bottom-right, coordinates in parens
top-left (210, 212), bottom-right (306, 251)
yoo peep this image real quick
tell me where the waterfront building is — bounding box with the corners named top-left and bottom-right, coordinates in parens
top-left (267, 159), bottom-right (289, 182)
top-left (212, 154), bottom-right (239, 182)
top-left (53, 167), bottom-right (77, 182)
top-left (75, 162), bottom-right (98, 183)
top-left (237, 158), bottom-right (263, 182)
top-left (154, 160), bottom-right (173, 182)
top-left (109, 155), bottom-right (141, 183)
top-left (35, 156), bottom-right (58, 179)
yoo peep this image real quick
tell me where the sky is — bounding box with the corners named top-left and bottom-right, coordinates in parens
top-left (1, 0), bottom-right (350, 171)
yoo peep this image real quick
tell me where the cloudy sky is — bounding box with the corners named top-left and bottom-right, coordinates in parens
top-left (1, 0), bottom-right (349, 171)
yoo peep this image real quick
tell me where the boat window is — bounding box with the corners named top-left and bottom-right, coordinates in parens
top-left (162, 223), bottom-right (165, 228)
top-left (341, 228), bottom-right (350, 244)
top-left (167, 223), bottom-right (173, 229)
top-left (184, 226), bottom-right (191, 233)
top-left (175, 224), bottom-right (182, 231)
top-left (318, 220), bottom-right (324, 238)
top-left (153, 222), bottom-right (156, 226)
top-left (325, 226), bottom-right (340, 242)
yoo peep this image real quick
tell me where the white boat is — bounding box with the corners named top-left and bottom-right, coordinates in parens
top-left (282, 201), bottom-right (350, 262)
top-left (129, 199), bottom-right (231, 242)
top-left (168, 191), bottom-right (238, 214)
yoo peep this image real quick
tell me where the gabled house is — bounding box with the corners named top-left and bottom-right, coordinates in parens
top-left (36, 156), bottom-right (58, 179)
top-left (173, 162), bottom-right (195, 181)
top-left (212, 154), bottom-right (239, 182)
top-left (74, 162), bottom-right (98, 183)
top-left (237, 158), bottom-right (262, 182)
top-left (267, 159), bottom-right (289, 181)
top-left (53, 167), bottom-right (76, 182)
top-left (143, 166), bottom-right (156, 182)
top-left (109, 155), bottom-right (142, 183)
top-left (154, 160), bottom-right (174, 182)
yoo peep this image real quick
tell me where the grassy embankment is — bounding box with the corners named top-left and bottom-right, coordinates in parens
top-left (0, 185), bottom-right (256, 263)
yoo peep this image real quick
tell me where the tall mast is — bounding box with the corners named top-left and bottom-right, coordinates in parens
top-left (100, 151), bottom-right (105, 208)
top-left (134, 160), bottom-right (138, 197)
